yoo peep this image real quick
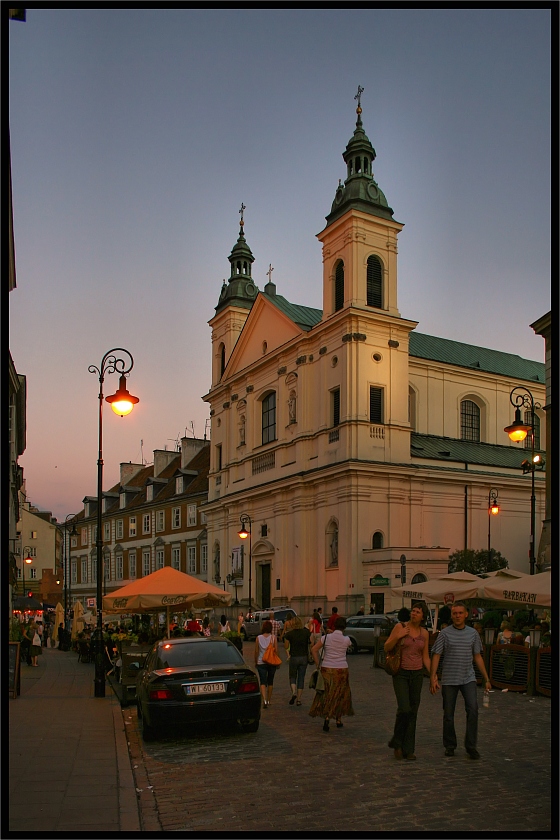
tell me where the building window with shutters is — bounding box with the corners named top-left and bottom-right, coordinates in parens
top-left (81, 558), bottom-right (88, 583)
top-left (156, 549), bottom-right (164, 570)
top-left (369, 386), bottom-right (384, 424)
top-left (142, 551), bottom-right (150, 578)
top-left (187, 545), bottom-right (196, 575)
top-left (187, 504), bottom-right (197, 527)
top-left (142, 514), bottom-right (151, 535)
top-left (116, 554), bottom-right (123, 580)
top-left (129, 517), bottom-right (136, 537)
top-left (201, 544), bottom-right (208, 574)
top-left (81, 527), bottom-right (88, 546)
top-left (156, 510), bottom-right (165, 532)
top-left (331, 387), bottom-right (341, 427)
top-left (524, 409), bottom-right (540, 450)
top-left (104, 522), bottom-right (110, 541)
top-left (460, 399), bottom-right (480, 442)
top-left (366, 255), bottom-right (383, 308)
top-left (129, 551), bottom-right (136, 579)
top-left (116, 520), bottom-right (123, 540)
top-left (172, 546), bottom-right (180, 570)
top-left (334, 261), bottom-right (344, 311)
top-left (172, 507), bottom-right (181, 529)
top-left (262, 392), bottom-right (277, 445)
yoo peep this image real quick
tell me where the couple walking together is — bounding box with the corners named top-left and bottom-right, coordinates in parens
top-left (384, 601), bottom-right (491, 761)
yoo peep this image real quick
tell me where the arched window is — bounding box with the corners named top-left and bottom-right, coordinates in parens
top-left (219, 344), bottom-right (226, 377)
top-left (262, 392), bottom-right (276, 445)
top-left (524, 409), bottom-right (541, 450)
top-left (334, 261), bottom-right (344, 311)
top-left (411, 573), bottom-right (427, 585)
top-left (367, 255), bottom-right (383, 308)
top-left (372, 531), bottom-right (384, 549)
top-left (460, 399), bottom-right (480, 442)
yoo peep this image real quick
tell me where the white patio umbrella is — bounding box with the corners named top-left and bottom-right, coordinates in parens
top-left (71, 600), bottom-right (85, 640)
top-left (479, 570), bottom-right (551, 608)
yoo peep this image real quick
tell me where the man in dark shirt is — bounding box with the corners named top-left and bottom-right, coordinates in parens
top-left (327, 607), bottom-right (339, 633)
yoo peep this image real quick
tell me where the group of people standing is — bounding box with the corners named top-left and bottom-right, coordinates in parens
top-left (254, 600), bottom-right (493, 762)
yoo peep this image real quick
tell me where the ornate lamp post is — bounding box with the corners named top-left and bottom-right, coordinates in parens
top-left (238, 514), bottom-right (252, 617)
top-left (21, 545), bottom-right (33, 597)
top-left (89, 349), bottom-right (139, 698)
top-left (504, 386), bottom-right (544, 575)
top-left (62, 514), bottom-right (78, 627)
top-left (487, 488), bottom-right (499, 558)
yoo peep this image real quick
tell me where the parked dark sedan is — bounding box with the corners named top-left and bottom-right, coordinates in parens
top-left (136, 637), bottom-right (261, 740)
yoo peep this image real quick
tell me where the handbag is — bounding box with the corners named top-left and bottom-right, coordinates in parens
top-left (384, 628), bottom-right (405, 676)
top-left (32, 633), bottom-right (41, 647)
top-left (308, 635), bottom-right (327, 691)
top-left (263, 638), bottom-right (281, 666)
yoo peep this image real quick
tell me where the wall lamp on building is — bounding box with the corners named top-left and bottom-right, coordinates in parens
top-left (238, 514), bottom-right (253, 616)
top-left (504, 386), bottom-right (544, 575)
top-left (487, 488), bottom-right (499, 557)
top-left (89, 348), bottom-right (139, 698)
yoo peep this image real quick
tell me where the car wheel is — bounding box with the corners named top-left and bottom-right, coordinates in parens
top-left (240, 718), bottom-right (259, 733)
top-left (348, 639), bottom-right (359, 655)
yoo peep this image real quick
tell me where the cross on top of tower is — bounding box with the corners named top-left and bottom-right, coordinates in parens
top-left (266, 264), bottom-right (274, 283)
top-left (239, 202), bottom-right (246, 230)
top-left (354, 85), bottom-right (364, 112)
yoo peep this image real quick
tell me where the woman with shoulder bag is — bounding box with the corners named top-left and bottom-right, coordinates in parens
top-left (283, 616), bottom-right (311, 706)
top-left (384, 604), bottom-right (431, 761)
top-left (29, 621), bottom-right (42, 667)
top-left (309, 616), bottom-right (354, 732)
top-left (255, 620), bottom-right (280, 708)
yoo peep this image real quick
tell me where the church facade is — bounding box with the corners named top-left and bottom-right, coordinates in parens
top-left (202, 101), bottom-right (546, 617)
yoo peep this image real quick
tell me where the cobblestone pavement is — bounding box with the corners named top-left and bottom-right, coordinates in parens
top-left (124, 643), bottom-right (552, 833)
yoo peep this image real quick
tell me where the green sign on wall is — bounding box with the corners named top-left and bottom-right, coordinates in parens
top-left (370, 577), bottom-right (390, 586)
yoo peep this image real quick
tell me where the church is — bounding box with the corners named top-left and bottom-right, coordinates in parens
top-left (202, 96), bottom-right (546, 617)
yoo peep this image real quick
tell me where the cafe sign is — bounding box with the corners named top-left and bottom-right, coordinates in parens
top-left (370, 577), bottom-right (390, 586)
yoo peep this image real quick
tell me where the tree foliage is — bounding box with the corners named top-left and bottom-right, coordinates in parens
top-left (448, 548), bottom-right (508, 576)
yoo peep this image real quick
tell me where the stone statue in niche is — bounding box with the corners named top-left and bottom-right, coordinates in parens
top-left (288, 391), bottom-right (297, 424)
top-left (213, 545), bottom-right (220, 584)
top-left (330, 528), bottom-right (338, 566)
top-left (239, 415), bottom-right (246, 445)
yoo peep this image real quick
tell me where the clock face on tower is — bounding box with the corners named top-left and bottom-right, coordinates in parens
top-left (245, 282), bottom-right (256, 297)
top-left (367, 182), bottom-right (379, 201)
top-left (335, 187), bottom-right (344, 205)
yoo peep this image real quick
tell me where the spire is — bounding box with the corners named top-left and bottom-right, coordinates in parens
top-left (215, 204), bottom-right (258, 313)
top-left (325, 87), bottom-right (394, 225)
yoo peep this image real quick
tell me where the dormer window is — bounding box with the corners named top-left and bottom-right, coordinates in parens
top-left (176, 475), bottom-right (184, 494)
top-left (146, 484), bottom-right (153, 502)
top-left (120, 492), bottom-right (126, 509)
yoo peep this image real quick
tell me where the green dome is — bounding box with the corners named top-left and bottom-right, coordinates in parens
top-left (326, 109), bottom-right (394, 225)
top-left (215, 221), bottom-right (259, 313)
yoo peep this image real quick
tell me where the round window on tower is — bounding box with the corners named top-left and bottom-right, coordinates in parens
top-left (373, 353), bottom-right (383, 363)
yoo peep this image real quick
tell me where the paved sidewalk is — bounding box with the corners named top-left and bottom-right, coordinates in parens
top-left (9, 645), bottom-right (140, 833)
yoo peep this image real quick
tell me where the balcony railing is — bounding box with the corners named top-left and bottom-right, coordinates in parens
top-left (328, 428), bottom-right (340, 443)
top-left (252, 451), bottom-right (275, 475)
top-left (370, 425), bottom-right (385, 440)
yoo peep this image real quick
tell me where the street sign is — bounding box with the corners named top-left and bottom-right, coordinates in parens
top-left (369, 577), bottom-right (390, 586)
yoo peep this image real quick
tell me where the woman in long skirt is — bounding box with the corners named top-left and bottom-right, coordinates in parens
top-left (309, 616), bottom-right (354, 731)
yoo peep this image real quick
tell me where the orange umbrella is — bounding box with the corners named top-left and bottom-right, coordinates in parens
top-left (102, 566), bottom-right (232, 614)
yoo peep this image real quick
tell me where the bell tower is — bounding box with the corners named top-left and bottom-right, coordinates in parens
top-left (209, 204), bottom-right (258, 387)
top-left (317, 87), bottom-right (403, 320)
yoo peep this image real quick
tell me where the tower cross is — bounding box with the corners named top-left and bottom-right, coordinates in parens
top-left (354, 85), bottom-right (364, 110)
top-left (266, 264), bottom-right (274, 283)
top-left (239, 202), bottom-right (246, 227)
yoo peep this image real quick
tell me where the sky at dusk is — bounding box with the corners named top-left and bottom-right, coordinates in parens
top-left (9, 9), bottom-right (551, 523)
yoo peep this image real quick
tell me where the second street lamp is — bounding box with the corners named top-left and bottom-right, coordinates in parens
top-left (21, 545), bottom-right (33, 598)
top-left (487, 488), bottom-right (499, 558)
top-left (504, 386), bottom-right (544, 575)
top-left (238, 514), bottom-right (252, 617)
top-left (89, 348), bottom-right (139, 698)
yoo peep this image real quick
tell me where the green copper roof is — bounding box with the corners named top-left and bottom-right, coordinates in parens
top-left (215, 215), bottom-right (259, 314)
top-left (265, 292), bottom-right (323, 332)
top-left (409, 332), bottom-right (545, 384)
top-left (326, 97), bottom-right (395, 225)
top-left (411, 433), bottom-right (544, 469)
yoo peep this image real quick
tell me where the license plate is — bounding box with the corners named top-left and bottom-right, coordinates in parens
top-left (184, 682), bottom-right (226, 695)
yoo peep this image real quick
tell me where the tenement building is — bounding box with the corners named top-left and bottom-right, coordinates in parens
top-left (202, 101), bottom-right (546, 616)
top-left (65, 438), bottom-right (210, 610)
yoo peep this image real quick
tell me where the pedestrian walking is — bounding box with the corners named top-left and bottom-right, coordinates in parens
top-left (255, 620), bottom-right (279, 708)
top-left (309, 616), bottom-right (354, 731)
top-left (326, 607), bottom-right (339, 634)
top-left (218, 615), bottom-right (231, 635)
top-left (384, 603), bottom-right (431, 760)
top-left (29, 621), bottom-right (42, 667)
top-left (237, 611), bottom-right (244, 634)
top-left (21, 622), bottom-right (32, 665)
top-left (201, 616), bottom-right (212, 637)
top-left (429, 601), bottom-right (492, 760)
top-left (269, 611), bottom-right (282, 638)
top-left (283, 616), bottom-right (311, 706)
top-left (307, 610), bottom-right (322, 646)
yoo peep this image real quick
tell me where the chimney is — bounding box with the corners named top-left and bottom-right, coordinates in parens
top-left (120, 462), bottom-right (145, 485)
top-left (153, 450), bottom-right (179, 477)
top-left (181, 437), bottom-right (208, 469)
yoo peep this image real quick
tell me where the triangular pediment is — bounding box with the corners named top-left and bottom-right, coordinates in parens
top-left (224, 293), bottom-right (304, 378)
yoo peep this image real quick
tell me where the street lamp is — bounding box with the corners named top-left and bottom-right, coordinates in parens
top-left (238, 514), bottom-right (252, 616)
top-left (21, 546), bottom-right (33, 598)
top-left (89, 348), bottom-right (139, 698)
top-left (487, 488), bottom-right (499, 558)
top-left (504, 386), bottom-right (544, 575)
top-left (62, 514), bottom-right (78, 627)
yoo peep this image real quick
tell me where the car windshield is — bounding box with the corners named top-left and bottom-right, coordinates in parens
top-left (155, 641), bottom-right (244, 669)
